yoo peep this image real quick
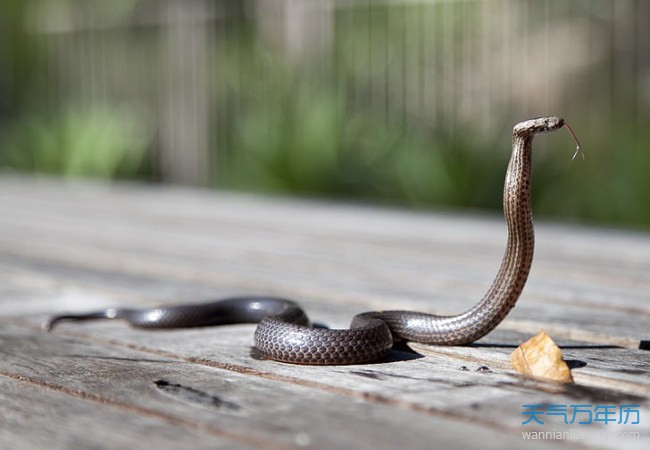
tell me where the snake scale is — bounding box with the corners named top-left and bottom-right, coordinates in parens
top-left (44, 116), bottom-right (580, 365)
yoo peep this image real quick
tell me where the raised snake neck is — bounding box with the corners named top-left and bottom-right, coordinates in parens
top-left (44, 117), bottom-right (575, 365)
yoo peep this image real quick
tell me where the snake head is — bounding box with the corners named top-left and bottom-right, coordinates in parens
top-left (513, 116), bottom-right (565, 136)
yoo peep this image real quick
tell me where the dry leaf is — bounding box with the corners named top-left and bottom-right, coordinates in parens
top-left (510, 330), bottom-right (574, 383)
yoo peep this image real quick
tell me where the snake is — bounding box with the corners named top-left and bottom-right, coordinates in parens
top-left (43, 116), bottom-right (580, 365)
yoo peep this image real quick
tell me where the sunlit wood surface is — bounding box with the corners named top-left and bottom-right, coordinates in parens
top-left (1, 176), bottom-right (648, 449)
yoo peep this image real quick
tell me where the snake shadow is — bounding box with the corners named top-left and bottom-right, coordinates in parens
top-left (469, 342), bottom-right (624, 350)
top-left (249, 330), bottom-right (650, 365)
top-left (467, 341), bottom-right (650, 371)
top-left (385, 342), bottom-right (426, 362)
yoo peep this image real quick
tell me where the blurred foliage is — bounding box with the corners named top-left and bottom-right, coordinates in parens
top-left (1, 106), bottom-right (150, 178)
top-left (536, 117), bottom-right (650, 226)
top-left (212, 11), bottom-right (515, 211)
top-left (222, 71), bottom-right (650, 229)
top-left (0, 1), bottom-right (649, 230)
top-left (0, 0), bottom-right (152, 181)
top-left (219, 66), bottom-right (507, 211)
top-left (213, 11), bottom-right (649, 230)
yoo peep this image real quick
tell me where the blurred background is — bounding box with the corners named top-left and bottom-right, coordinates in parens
top-left (0, 0), bottom-right (648, 229)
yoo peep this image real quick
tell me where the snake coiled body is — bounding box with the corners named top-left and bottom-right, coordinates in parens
top-left (44, 117), bottom-right (572, 365)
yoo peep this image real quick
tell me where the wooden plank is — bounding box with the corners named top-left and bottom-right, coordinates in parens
top-left (3, 253), bottom-right (649, 398)
top-left (1, 176), bottom-right (648, 364)
top-left (0, 377), bottom-right (254, 450)
top-left (0, 323), bottom-right (554, 450)
top-left (5, 315), bottom-right (648, 449)
top-left (1, 214), bottom-right (647, 341)
top-left (2, 196), bottom-right (648, 307)
top-left (2, 177), bottom-right (648, 294)
top-left (1, 176), bottom-right (649, 449)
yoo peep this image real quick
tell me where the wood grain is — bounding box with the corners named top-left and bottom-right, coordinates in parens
top-left (1, 176), bottom-right (648, 449)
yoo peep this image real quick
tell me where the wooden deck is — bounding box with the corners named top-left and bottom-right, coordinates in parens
top-left (1, 176), bottom-right (648, 449)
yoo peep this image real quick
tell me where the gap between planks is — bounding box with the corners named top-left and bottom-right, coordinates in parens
top-left (28, 320), bottom-right (650, 401)
top-left (409, 345), bottom-right (650, 398)
top-left (3, 250), bottom-right (645, 354)
top-left (1, 322), bottom-right (574, 450)
top-left (0, 370), bottom-right (293, 450)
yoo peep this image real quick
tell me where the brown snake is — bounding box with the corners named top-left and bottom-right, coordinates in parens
top-left (44, 116), bottom-right (581, 365)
